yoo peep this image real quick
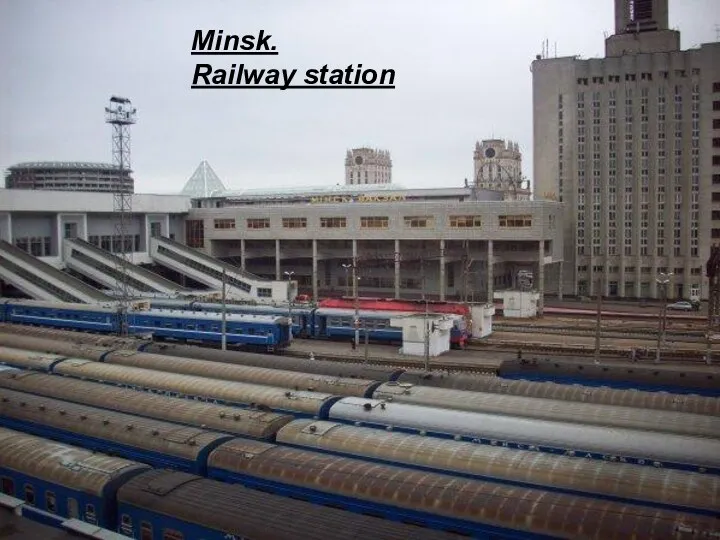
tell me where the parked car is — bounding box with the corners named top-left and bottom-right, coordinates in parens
top-left (666, 301), bottom-right (694, 311)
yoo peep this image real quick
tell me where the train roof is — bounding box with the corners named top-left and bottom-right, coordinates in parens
top-left (0, 387), bottom-right (232, 461)
top-left (117, 470), bottom-right (458, 540)
top-left (0, 426), bottom-right (150, 497)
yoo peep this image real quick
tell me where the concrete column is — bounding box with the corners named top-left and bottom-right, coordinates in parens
top-left (240, 239), bottom-right (246, 270)
top-left (275, 239), bottom-right (281, 280)
top-left (312, 239), bottom-right (318, 301)
top-left (394, 239), bottom-right (400, 299)
top-left (538, 240), bottom-right (545, 315)
top-left (557, 262), bottom-right (564, 300)
top-left (439, 239), bottom-right (446, 301)
top-left (487, 240), bottom-right (494, 303)
top-left (56, 214), bottom-right (62, 259)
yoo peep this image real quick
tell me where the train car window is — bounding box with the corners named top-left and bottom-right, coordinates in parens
top-left (23, 484), bottom-right (35, 505)
top-left (67, 497), bottom-right (79, 518)
top-left (162, 529), bottom-right (184, 540)
top-left (45, 491), bottom-right (57, 513)
top-left (1, 477), bottom-right (14, 495)
top-left (86, 503), bottom-right (97, 524)
top-left (140, 522), bottom-right (153, 540)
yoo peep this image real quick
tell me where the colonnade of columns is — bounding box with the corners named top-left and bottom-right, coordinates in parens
top-left (236, 238), bottom-right (549, 304)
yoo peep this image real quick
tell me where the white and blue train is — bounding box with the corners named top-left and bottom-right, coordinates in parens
top-left (149, 299), bottom-right (471, 348)
top-left (0, 299), bottom-right (291, 353)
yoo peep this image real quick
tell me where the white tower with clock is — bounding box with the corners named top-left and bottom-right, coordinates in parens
top-left (345, 148), bottom-right (392, 185)
top-left (473, 139), bottom-right (530, 200)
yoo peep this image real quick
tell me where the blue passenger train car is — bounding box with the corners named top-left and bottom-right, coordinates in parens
top-left (0, 299), bottom-right (291, 352)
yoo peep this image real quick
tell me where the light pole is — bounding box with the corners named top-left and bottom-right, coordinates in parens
top-left (221, 267), bottom-right (227, 351)
top-left (354, 274), bottom-right (360, 348)
top-left (284, 270), bottom-right (295, 338)
top-left (594, 276), bottom-right (603, 365)
top-left (341, 263), bottom-right (352, 297)
top-left (655, 272), bottom-right (673, 364)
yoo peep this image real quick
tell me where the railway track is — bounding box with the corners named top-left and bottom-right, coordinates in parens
top-left (492, 324), bottom-right (706, 341)
top-left (282, 347), bottom-right (501, 375)
top-left (467, 339), bottom-right (716, 364)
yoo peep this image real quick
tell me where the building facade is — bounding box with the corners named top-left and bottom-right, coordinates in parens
top-left (532, 0), bottom-right (720, 299)
top-left (345, 148), bottom-right (392, 185)
top-left (0, 184), bottom-right (563, 307)
top-left (188, 184), bottom-right (564, 306)
top-left (4, 162), bottom-right (134, 193)
top-left (473, 139), bottom-right (531, 200)
top-left (0, 190), bottom-right (190, 266)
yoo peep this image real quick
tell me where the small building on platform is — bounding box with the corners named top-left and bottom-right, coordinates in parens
top-left (494, 291), bottom-right (539, 318)
top-left (470, 303), bottom-right (495, 337)
top-left (389, 314), bottom-right (454, 357)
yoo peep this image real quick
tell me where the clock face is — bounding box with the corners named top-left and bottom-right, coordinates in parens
top-left (485, 148), bottom-right (496, 159)
top-left (355, 156), bottom-right (364, 165)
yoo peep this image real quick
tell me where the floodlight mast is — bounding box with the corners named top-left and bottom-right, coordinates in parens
top-left (105, 96), bottom-right (137, 335)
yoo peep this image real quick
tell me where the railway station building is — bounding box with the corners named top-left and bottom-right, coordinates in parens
top-left (0, 183), bottom-right (564, 309)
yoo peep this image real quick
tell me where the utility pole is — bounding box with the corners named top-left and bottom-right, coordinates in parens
top-left (284, 270), bottom-right (295, 339)
top-left (594, 276), bottom-right (603, 365)
top-left (352, 257), bottom-right (360, 349)
top-left (655, 272), bottom-right (673, 364)
top-left (706, 245), bottom-right (720, 366)
top-left (221, 267), bottom-right (227, 351)
top-left (424, 299), bottom-right (431, 372)
top-left (341, 263), bottom-right (352, 297)
top-left (364, 322), bottom-right (369, 364)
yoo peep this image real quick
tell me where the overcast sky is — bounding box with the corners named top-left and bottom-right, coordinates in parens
top-left (1, 0), bottom-right (718, 194)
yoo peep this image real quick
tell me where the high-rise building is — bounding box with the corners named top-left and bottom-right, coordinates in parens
top-left (345, 148), bottom-right (392, 185)
top-left (473, 139), bottom-right (531, 200)
top-left (532, 0), bottom-right (720, 300)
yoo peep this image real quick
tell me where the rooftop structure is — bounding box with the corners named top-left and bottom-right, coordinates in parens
top-left (180, 160), bottom-right (227, 198)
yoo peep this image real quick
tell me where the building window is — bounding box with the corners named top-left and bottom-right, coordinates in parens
top-left (185, 220), bottom-right (204, 248)
top-left (403, 216), bottom-right (434, 228)
top-left (320, 217), bottom-right (347, 228)
top-left (714, 119), bottom-right (720, 129)
top-left (360, 216), bottom-right (389, 229)
top-left (714, 101), bottom-right (720, 111)
top-left (247, 218), bottom-right (270, 229)
top-left (499, 215), bottom-right (532, 227)
top-left (282, 217), bottom-right (307, 229)
top-left (257, 288), bottom-right (272, 298)
top-left (213, 218), bottom-right (235, 230)
top-left (63, 222), bottom-right (78, 239)
top-left (449, 215), bottom-right (482, 228)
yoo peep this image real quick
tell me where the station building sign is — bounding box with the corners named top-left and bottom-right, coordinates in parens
top-left (310, 194), bottom-right (407, 204)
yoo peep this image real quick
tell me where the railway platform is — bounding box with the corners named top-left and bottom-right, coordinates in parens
top-left (283, 338), bottom-right (508, 373)
top-left (0, 510), bottom-right (79, 539)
